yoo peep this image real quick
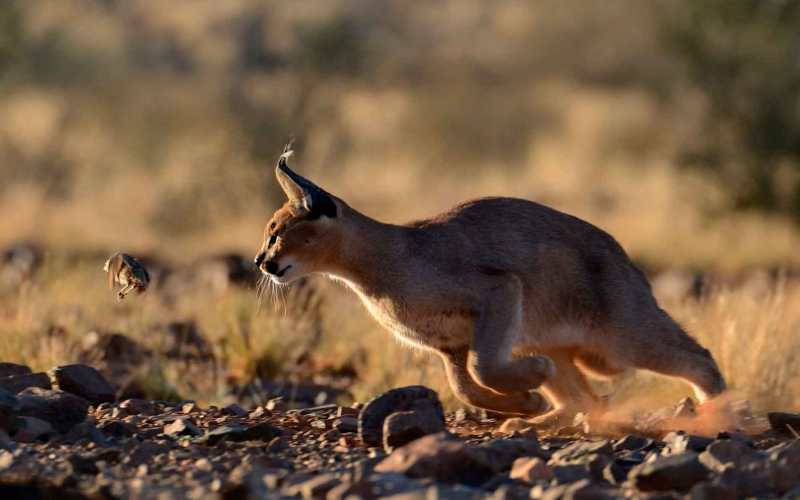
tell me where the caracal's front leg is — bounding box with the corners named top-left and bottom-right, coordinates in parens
top-left (467, 274), bottom-right (555, 395)
top-left (440, 348), bottom-right (549, 416)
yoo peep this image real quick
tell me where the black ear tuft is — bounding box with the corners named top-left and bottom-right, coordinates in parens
top-left (275, 144), bottom-right (337, 219)
top-left (306, 192), bottom-right (337, 219)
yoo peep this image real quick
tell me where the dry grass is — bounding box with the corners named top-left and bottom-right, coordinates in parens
top-left (2, 252), bottom-right (799, 414)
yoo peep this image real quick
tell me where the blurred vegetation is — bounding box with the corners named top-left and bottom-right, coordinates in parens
top-left (1, 0), bottom-right (800, 266)
top-left (662, 0), bottom-right (800, 215)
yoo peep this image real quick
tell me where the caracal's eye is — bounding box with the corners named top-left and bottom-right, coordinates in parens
top-left (267, 235), bottom-right (278, 247)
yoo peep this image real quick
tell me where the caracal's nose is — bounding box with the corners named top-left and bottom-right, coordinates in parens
top-left (254, 251), bottom-right (266, 268)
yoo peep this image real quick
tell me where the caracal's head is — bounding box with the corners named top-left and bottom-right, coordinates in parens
top-left (254, 146), bottom-right (341, 285)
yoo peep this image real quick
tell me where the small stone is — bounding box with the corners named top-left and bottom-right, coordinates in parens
top-left (613, 435), bottom-right (653, 452)
top-left (333, 415), bottom-right (358, 433)
top-left (0, 372), bottom-right (51, 394)
top-left (509, 457), bottom-right (552, 482)
top-left (51, 364), bottom-right (115, 405)
top-left (767, 412), bottom-right (800, 436)
top-left (13, 416), bottom-right (54, 442)
top-left (629, 451), bottom-right (710, 492)
top-left (382, 408), bottom-right (447, 452)
top-left (164, 417), bottom-right (202, 437)
top-left (698, 439), bottom-right (763, 472)
top-left (181, 402), bottom-right (197, 414)
top-left (0, 363), bottom-right (32, 378)
top-left (248, 406), bottom-right (268, 419)
top-left (480, 437), bottom-right (544, 471)
top-left (374, 432), bottom-right (494, 486)
top-left (602, 460), bottom-right (629, 485)
top-left (540, 479), bottom-right (619, 500)
top-left (119, 399), bottom-right (154, 415)
top-left (201, 422), bottom-right (282, 444)
top-left (295, 473), bottom-right (341, 498)
top-left (16, 387), bottom-right (90, 433)
top-left (0, 387), bottom-right (19, 432)
top-left (98, 420), bottom-right (135, 438)
top-left (223, 404), bottom-right (247, 417)
top-left (663, 431), bottom-right (713, 454)
top-left (68, 453), bottom-right (100, 475)
top-left (359, 385), bottom-right (445, 447)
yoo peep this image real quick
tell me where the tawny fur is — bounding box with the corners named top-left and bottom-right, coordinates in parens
top-left (255, 150), bottom-right (726, 425)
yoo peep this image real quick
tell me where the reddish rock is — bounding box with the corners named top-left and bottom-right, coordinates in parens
top-left (768, 412), bottom-right (800, 436)
top-left (375, 432), bottom-right (494, 486)
top-left (383, 408), bottom-right (446, 452)
top-left (359, 385), bottom-right (445, 447)
top-left (52, 364), bottom-right (115, 405)
top-left (16, 387), bottom-right (90, 433)
top-left (510, 457), bottom-right (553, 482)
top-left (629, 451), bottom-right (710, 492)
top-left (0, 372), bottom-right (51, 394)
top-left (0, 363), bottom-right (32, 378)
top-left (13, 416), bottom-right (54, 443)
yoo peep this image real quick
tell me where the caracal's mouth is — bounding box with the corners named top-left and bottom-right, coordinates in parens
top-left (275, 264), bottom-right (292, 277)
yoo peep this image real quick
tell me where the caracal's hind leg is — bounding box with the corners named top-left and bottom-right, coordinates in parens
top-left (527, 349), bottom-right (606, 428)
top-left (608, 317), bottom-right (726, 403)
top-left (440, 348), bottom-right (549, 416)
top-left (467, 275), bottom-right (555, 395)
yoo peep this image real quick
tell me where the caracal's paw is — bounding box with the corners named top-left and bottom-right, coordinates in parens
top-left (527, 408), bottom-right (578, 429)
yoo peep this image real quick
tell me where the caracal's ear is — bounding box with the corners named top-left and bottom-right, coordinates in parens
top-left (274, 143), bottom-right (337, 219)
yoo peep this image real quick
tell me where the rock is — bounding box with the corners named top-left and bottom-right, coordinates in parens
top-left (0, 363), bottom-right (32, 378)
top-left (288, 473), bottom-right (341, 498)
top-left (78, 332), bottom-right (149, 400)
top-left (689, 480), bottom-right (739, 500)
top-left (509, 457), bottom-right (552, 482)
top-left (767, 412), bottom-right (800, 436)
top-left (359, 386), bottom-right (445, 447)
top-left (629, 451), bottom-right (710, 492)
top-left (479, 437), bottom-right (544, 471)
top-left (766, 439), bottom-right (800, 493)
top-left (201, 422), bottom-right (282, 444)
top-left (0, 372), bottom-right (51, 394)
top-left (119, 398), bottom-right (155, 415)
top-left (536, 478), bottom-right (620, 500)
top-left (374, 432), bottom-right (494, 486)
top-left (663, 431), bottom-right (713, 454)
top-left (67, 453), bottom-right (100, 475)
top-left (334, 415), bottom-right (358, 433)
top-left (98, 420), bottom-right (136, 438)
top-left (383, 408), bottom-right (447, 452)
top-left (51, 364), bottom-right (115, 405)
top-left (613, 435), bottom-right (654, 452)
top-left (0, 388), bottom-right (19, 432)
top-left (223, 404), bottom-right (247, 417)
top-left (16, 387), bottom-right (90, 433)
top-left (602, 460), bottom-right (629, 485)
top-left (164, 417), bottom-right (202, 437)
top-left (550, 440), bottom-right (612, 462)
top-left (63, 420), bottom-right (110, 445)
top-left (12, 416), bottom-right (54, 443)
top-left (698, 439), bottom-right (764, 472)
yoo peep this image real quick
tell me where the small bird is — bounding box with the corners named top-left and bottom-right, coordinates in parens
top-left (103, 252), bottom-right (150, 300)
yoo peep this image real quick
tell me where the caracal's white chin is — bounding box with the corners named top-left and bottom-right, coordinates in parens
top-left (269, 264), bottom-right (304, 285)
